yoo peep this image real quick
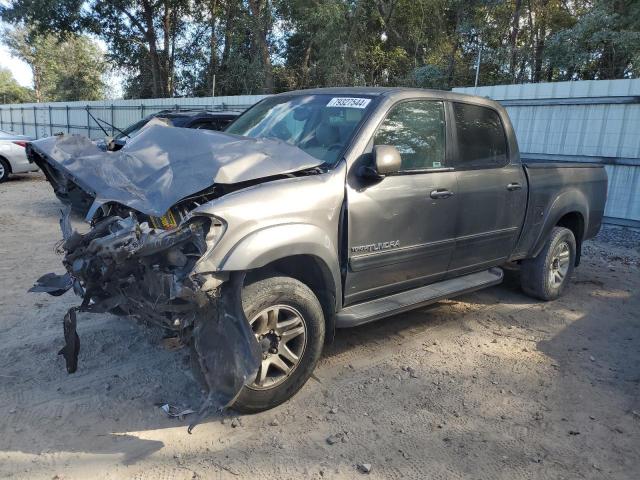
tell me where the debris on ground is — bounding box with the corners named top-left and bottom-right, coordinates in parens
top-left (326, 432), bottom-right (349, 445)
top-left (357, 463), bottom-right (372, 474)
top-left (158, 403), bottom-right (195, 420)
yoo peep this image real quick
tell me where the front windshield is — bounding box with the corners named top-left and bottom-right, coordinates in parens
top-left (226, 94), bottom-right (375, 164)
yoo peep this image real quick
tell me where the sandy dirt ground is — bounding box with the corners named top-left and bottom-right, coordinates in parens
top-left (1, 172), bottom-right (639, 480)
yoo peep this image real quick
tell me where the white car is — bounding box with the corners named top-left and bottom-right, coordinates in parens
top-left (0, 129), bottom-right (39, 182)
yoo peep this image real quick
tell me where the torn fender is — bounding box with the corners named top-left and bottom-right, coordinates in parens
top-left (189, 274), bottom-right (261, 431)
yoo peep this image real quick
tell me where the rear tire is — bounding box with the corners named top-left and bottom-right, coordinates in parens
top-left (232, 276), bottom-right (325, 413)
top-left (0, 157), bottom-right (10, 182)
top-left (520, 226), bottom-right (576, 301)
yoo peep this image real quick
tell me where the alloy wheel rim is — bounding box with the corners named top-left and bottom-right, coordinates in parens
top-left (0, 163), bottom-right (5, 179)
top-left (549, 241), bottom-right (570, 287)
top-left (247, 305), bottom-right (307, 390)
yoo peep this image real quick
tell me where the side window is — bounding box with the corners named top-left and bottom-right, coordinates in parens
top-left (373, 100), bottom-right (446, 171)
top-left (452, 103), bottom-right (508, 169)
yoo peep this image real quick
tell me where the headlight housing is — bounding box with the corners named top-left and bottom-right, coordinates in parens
top-left (187, 214), bottom-right (227, 274)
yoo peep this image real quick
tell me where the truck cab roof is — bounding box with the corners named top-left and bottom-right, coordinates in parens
top-left (273, 86), bottom-right (502, 108)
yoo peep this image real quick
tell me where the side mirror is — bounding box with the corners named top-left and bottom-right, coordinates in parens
top-left (373, 145), bottom-right (401, 176)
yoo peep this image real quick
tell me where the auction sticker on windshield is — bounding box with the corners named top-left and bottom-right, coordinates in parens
top-left (327, 97), bottom-right (371, 108)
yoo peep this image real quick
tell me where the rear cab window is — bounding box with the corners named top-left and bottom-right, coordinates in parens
top-left (452, 102), bottom-right (508, 169)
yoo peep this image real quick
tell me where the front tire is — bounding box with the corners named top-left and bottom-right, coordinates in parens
top-left (232, 276), bottom-right (325, 413)
top-left (520, 226), bottom-right (576, 301)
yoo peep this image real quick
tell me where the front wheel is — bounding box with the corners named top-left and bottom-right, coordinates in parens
top-left (232, 276), bottom-right (325, 413)
top-left (520, 226), bottom-right (576, 301)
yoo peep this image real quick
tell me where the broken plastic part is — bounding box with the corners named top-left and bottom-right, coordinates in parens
top-left (158, 403), bottom-right (195, 419)
top-left (29, 272), bottom-right (73, 296)
top-left (188, 274), bottom-right (261, 432)
top-left (59, 308), bottom-right (80, 373)
top-left (30, 207), bottom-right (261, 430)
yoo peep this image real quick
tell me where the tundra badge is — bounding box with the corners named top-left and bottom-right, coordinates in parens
top-left (351, 240), bottom-right (400, 254)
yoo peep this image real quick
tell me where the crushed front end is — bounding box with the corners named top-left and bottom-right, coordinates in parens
top-left (32, 206), bottom-right (261, 430)
top-left (27, 127), bottom-right (324, 429)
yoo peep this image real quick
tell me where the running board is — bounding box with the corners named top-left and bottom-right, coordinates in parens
top-left (335, 268), bottom-right (503, 328)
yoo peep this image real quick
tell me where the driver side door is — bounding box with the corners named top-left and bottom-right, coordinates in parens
top-left (344, 99), bottom-right (459, 305)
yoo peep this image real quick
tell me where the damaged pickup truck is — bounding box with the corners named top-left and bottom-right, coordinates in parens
top-left (30, 88), bottom-right (607, 419)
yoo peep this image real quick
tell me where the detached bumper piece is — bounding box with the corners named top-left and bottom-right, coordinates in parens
top-left (30, 208), bottom-right (260, 430)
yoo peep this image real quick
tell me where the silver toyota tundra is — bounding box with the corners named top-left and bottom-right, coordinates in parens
top-left (29, 88), bottom-right (607, 424)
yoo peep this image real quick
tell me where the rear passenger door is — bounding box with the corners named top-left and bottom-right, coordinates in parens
top-left (447, 102), bottom-right (527, 275)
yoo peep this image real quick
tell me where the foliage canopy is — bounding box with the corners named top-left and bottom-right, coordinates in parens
top-left (1, 0), bottom-right (638, 99)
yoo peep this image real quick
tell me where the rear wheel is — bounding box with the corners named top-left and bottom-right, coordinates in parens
top-left (232, 276), bottom-right (325, 413)
top-left (0, 158), bottom-right (10, 182)
top-left (520, 226), bottom-right (576, 301)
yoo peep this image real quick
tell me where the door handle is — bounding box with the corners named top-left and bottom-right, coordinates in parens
top-left (430, 189), bottom-right (454, 199)
top-left (507, 182), bottom-right (522, 191)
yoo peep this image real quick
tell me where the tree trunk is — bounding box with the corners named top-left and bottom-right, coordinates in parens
top-left (32, 65), bottom-right (42, 103)
top-left (446, 41), bottom-right (458, 89)
top-left (141, 0), bottom-right (165, 97)
top-left (163, 0), bottom-right (171, 96)
top-left (169, 8), bottom-right (177, 95)
top-left (302, 42), bottom-right (312, 88)
top-left (221, 0), bottom-right (236, 72)
top-left (531, 0), bottom-right (548, 83)
top-left (445, 5), bottom-right (462, 89)
top-left (533, 25), bottom-right (545, 83)
top-left (508, 0), bottom-right (523, 82)
top-left (209, 0), bottom-right (219, 94)
top-left (248, 0), bottom-right (273, 93)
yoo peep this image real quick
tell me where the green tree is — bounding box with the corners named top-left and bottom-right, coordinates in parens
top-left (0, 67), bottom-right (34, 104)
top-left (2, 0), bottom-right (639, 98)
top-left (3, 27), bottom-right (106, 101)
top-left (547, 0), bottom-right (640, 80)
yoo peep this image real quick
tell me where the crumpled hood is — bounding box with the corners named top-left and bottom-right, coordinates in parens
top-left (29, 125), bottom-right (323, 217)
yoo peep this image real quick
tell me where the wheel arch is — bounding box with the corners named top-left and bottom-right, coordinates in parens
top-left (243, 254), bottom-right (337, 342)
top-left (530, 189), bottom-right (588, 266)
top-left (218, 223), bottom-right (342, 342)
top-left (555, 211), bottom-right (585, 266)
top-left (0, 154), bottom-right (12, 174)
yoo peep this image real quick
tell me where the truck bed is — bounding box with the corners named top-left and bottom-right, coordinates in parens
top-left (522, 160), bottom-right (605, 169)
top-left (511, 161), bottom-right (608, 261)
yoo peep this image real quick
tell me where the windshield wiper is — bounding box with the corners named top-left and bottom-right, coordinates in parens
top-left (85, 108), bottom-right (110, 137)
top-left (84, 108), bottom-right (130, 139)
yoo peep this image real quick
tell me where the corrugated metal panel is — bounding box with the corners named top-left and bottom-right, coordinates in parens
top-left (0, 95), bottom-right (267, 140)
top-left (605, 165), bottom-right (640, 224)
top-left (454, 79), bottom-right (640, 226)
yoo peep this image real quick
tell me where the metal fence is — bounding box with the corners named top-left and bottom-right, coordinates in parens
top-left (0, 95), bottom-right (267, 140)
top-left (454, 79), bottom-right (640, 228)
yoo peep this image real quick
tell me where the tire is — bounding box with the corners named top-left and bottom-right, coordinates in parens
top-left (232, 276), bottom-right (325, 413)
top-left (520, 226), bottom-right (576, 301)
top-left (0, 157), bottom-right (10, 183)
